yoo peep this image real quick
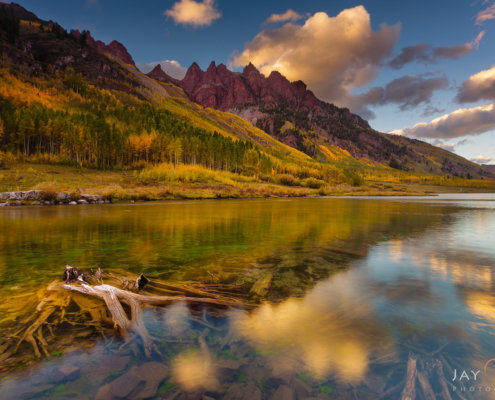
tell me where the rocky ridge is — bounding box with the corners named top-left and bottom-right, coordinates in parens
top-left (70, 29), bottom-right (135, 67)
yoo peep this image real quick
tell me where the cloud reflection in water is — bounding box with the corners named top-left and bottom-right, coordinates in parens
top-left (229, 273), bottom-right (394, 382)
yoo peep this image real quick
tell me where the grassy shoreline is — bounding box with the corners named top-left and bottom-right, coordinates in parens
top-left (1, 163), bottom-right (494, 204)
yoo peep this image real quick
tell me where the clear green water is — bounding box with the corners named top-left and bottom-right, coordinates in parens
top-left (0, 195), bottom-right (495, 399)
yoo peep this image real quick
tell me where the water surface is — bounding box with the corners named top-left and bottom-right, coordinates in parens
top-left (0, 196), bottom-right (494, 399)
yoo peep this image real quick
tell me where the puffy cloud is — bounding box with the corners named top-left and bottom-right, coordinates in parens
top-left (391, 103), bottom-right (495, 139)
top-left (389, 32), bottom-right (485, 69)
top-left (476, 2), bottom-right (495, 25)
top-left (165, 0), bottom-right (221, 27)
top-left (471, 155), bottom-right (492, 163)
top-left (136, 59), bottom-right (187, 79)
top-left (232, 6), bottom-right (400, 110)
top-left (264, 9), bottom-right (306, 25)
top-left (457, 64), bottom-right (495, 103)
top-left (471, 155), bottom-right (492, 164)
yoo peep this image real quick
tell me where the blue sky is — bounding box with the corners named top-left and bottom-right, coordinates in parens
top-left (14, 0), bottom-right (495, 165)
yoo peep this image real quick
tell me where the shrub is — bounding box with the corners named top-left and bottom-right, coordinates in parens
top-left (276, 174), bottom-right (300, 186)
top-left (0, 151), bottom-right (15, 169)
top-left (137, 163), bottom-right (255, 187)
top-left (302, 177), bottom-right (326, 189)
top-left (34, 182), bottom-right (59, 201)
top-left (343, 170), bottom-right (364, 187)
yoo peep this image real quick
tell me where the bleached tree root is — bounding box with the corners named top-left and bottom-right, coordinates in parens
top-left (61, 282), bottom-right (245, 357)
top-left (0, 267), bottom-right (250, 369)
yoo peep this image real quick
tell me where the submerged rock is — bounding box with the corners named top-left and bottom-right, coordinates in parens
top-left (95, 373), bottom-right (145, 400)
top-left (51, 365), bottom-right (81, 383)
top-left (95, 361), bottom-right (169, 400)
top-left (224, 383), bottom-right (262, 400)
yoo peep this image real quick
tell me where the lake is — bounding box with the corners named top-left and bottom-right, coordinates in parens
top-left (0, 195), bottom-right (494, 399)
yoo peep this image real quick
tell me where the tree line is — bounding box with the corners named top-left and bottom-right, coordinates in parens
top-left (0, 70), bottom-right (274, 174)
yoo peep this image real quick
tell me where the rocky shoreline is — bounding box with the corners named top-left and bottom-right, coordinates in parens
top-left (0, 190), bottom-right (111, 206)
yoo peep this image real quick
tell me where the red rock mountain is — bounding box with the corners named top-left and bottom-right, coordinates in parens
top-left (147, 64), bottom-right (179, 85)
top-left (71, 30), bottom-right (135, 67)
top-left (181, 61), bottom-right (344, 118)
top-left (178, 61), bottom-right (391, 159)
top-left (174, 62), bottom-right (493, 179)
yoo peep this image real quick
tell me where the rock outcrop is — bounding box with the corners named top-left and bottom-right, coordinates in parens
top-left (180, 61), bottom-right (328, 116)
top-left (71, 30), bottom-right (136, 67)
top-left (0, 191), bottom-right (110, 206)
top-left (146, 64), bottom-right (179, 85)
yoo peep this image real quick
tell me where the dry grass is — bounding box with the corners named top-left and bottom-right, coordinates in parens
top-left (0, 162), bottom-right (493, 203)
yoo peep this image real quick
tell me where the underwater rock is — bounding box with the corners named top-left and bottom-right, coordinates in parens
top-left (224, 383), bottom-right (261, 400)
top-left (132, 362), bottom-right (169, 398)
top-left (51, 365), bottom-right (80, 383)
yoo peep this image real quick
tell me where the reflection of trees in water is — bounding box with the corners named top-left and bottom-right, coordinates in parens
top-left (0, 200), bottom-right (460, 335)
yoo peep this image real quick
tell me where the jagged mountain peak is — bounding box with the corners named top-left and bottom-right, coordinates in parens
top-left (70, 29), bottom-right (135, 67)
top-left (146, 63), bottom-right (179, 85)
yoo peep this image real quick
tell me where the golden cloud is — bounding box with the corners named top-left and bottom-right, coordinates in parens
top-left (264, 9), bottom-right (306, 25)
top-left (457, 64), bottom-right (495, 103)
top-left (232, 6), bottom-right (400, 110)
top-left (165, 0), bottom-right (221, 27)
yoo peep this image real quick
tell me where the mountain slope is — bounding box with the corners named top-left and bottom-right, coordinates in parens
top-left (0, 3), bottom-right (338, 187)
top-left (0, 1), bottom-right (493, 196)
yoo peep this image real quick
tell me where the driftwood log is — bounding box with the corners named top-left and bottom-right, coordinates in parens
top-left (0, 266), bottom-right (249, 367)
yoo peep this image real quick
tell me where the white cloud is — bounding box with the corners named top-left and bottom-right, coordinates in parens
top-left (471, 155), bottom-right (492, 163)
top-left (232, 6), bottom-right (400, 113)
top-left (392, 103), bottom-right (495, 139)
top-left (264, 9), bottom-right (306, 25)
top-left (457, 64), bottom-right (495, 103)
top-left (136, 60), bottom-right (187, 79)
top-left (476, 2), bottom-right (495, 25)
top-left (165, 0), bottom-right (221, 27)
